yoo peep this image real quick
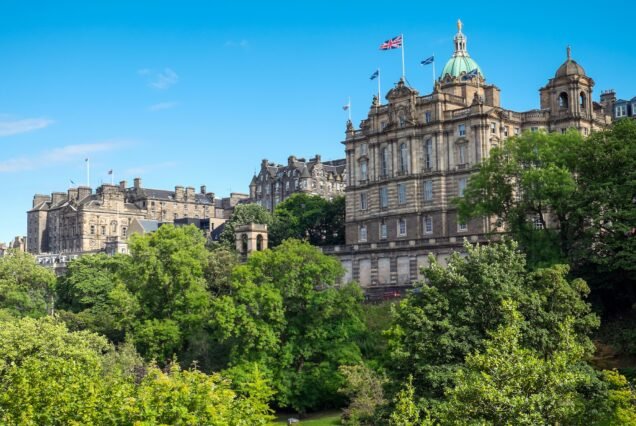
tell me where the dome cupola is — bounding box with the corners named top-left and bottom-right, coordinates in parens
top-left (555, 46), bottom-right (586, 78)
top-left (440, 20), bottom-right (483, 80)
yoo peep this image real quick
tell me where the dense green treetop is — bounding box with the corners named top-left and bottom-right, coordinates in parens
top-left (0, 249), bottom-right (56, 320)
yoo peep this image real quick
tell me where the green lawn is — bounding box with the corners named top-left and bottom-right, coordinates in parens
top-left (273, 410), bottom-right (341, 425)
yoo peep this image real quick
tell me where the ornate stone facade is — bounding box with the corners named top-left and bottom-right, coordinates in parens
top-left (332, 22), bottom-right (612, 292)
top-left (27, 178), bottom-right (244, 255)
top-left (249, 155), bottom-right (346, 211)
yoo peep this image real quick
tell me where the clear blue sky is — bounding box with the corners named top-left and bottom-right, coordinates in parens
top-left (1, 0), bottom-right (634, 243)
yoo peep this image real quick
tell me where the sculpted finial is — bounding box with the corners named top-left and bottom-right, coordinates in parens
top-left (457, 19), bottom-right (463, 32)
top-left (567, 45), bottom-right (571, 60)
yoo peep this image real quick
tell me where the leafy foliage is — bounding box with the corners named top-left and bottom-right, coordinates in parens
top-left (218, 203), bottom-right (273, 246)
top-left (0, 250), bottom-right (56, 319)
top-left (0, 316), bottom-right (274, 425)
top-left (338, 363), bottom-right (387, 425)
top-left (270, 193), bottom-right (345, 246)
top-left (386, 239), bottom-right (598, 402)
top-left (212, 239), bottom-right (365, 413)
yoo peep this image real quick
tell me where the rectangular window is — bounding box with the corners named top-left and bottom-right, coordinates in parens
top-left (583, 127), bottom-right (588, 136)
top-left (360, 192), bottom-right (368, 210)
top-left (90, 225), bottom-right (95, 235)
top-left (533, 215), bottom-right (544, 230)
top-left (398, 218), bottom-right (407, 237)
top-left (514, 127), bottom-right (521, 135)
top-left (398, 183), bottom-right (407, 204)
top-left (458, 144), bottom-right (467, 165)
top-left (380, 222), bottom-right (388, 239)
top-left (531, 127), bottom-right (539, 132)
top-left (359, 161), bottom-right (368, 181)
top-left (504, 126), bottom-right (509, 137)
top-left (379, 186), bottom-right (388, 208)
top-left (425, 111), bottom-right (432, 123)
top-left (122, 227), bottom-right (128, 238)
top-left (360, 143), bottom-right (368, 155)
top-left (616, 105), bottom-right (627, 117)
top-left (491, 122), bottom-right (497, 134)
top-left (424, 216), bottom-right (433, 234)
top-left (458, 177), bottom-right (467, 197)
top-left (423, 180), bottom-right (433, 201)
top-left (458, 124), bottom-right (466, 136)
top-left (424, 140), bottom-right (433, 169)
top-left (458, 222), bottom-right (468, 232)
top-left (359, 225), bottom-right (367, 242)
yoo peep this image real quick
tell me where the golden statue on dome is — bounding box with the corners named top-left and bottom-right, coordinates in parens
top-left (457, 19), bottom-right (463, 32)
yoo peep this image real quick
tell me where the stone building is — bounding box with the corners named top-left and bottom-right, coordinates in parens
top-left (331, 21), bottom-right (611, 292)
top-left (599, 90), bottom-right (636, 120)
top-left (27, 178), bottom-right (245, 255)
top-left (249, 155), bottom-right (346, 211)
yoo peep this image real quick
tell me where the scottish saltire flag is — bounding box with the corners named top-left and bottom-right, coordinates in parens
top-left (370, 70), bottom-right (379, 80)
top-left (70, 179), bottom-right (75, 185)
top-left (108, 169), bottom-right (113, 175)
top-left (421, 56), bottom-right (434, 65)
top-left (463, 68), bottom-right (479, 80)
top-left (342, 104), bottom-right (350, 111)
top-left (379, 35), bottom-right (403, 50)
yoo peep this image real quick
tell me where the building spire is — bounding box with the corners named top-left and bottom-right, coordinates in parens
top-left (566, 45), bottom-right (571, 60)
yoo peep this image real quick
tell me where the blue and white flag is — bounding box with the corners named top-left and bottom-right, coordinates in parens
top-left (463, 68), bottom-right (479, 80)
top-left (420, 56), bottom-right (434, 65)
top-left (370, 70), bottom-right (379, 80)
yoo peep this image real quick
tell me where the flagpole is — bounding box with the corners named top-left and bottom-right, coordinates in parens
top-left (348, 97), bottom-right (352, 121)
top-left (111, 170), bottom-right (114, 185)
top-left (401, 34), bottom-right (406, 81)
top-left (377, 69), bottom-right (381, 105)
top-left (86, 158), bottom-right (90, 188)
top-left (432, 53), bottom-right (436, 88)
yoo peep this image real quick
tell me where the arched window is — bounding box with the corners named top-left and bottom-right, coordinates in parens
top-left (110, 221), bottom-right (117, 234)
top-left (256, 234), bottom-right (263, 251)
top-left (399, 143), bottom-right (409, 173)
top-left (580, 92), bottom-right (587, 109)
top-left (558, 92), bottom-right (569, 109)
top-left (380, 147), bottom-right (389, 177)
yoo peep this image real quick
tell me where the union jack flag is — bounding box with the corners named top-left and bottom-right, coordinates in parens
top-left (379, 35), bottom-right (403, 50)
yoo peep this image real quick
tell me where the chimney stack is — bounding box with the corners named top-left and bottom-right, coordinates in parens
top-left (32, 194), bottom-right (51, 208)
top-left (200, 185), bottom-right (206, 194)
top-left (134, 177), bottom-right (142, 189)
top-left (119, 180), bottom-right (127, 190)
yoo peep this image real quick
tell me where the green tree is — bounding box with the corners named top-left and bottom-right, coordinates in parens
top-left (212, 239), bottom-right (365, 413)
top-left (0, 316), bottom-right (274, 425)
top-left (437, 301), bottom-right (588, 425)
top-left (456, 129), bottom-right (582, 267)
top-left (386, 240), bottom-right (598, 401)
top-left (338, 363), bottom-right (387, 425)
top-left (218, 203), bottom-right (273, 247)
top-left (56, 254), bottom-right (137, 342)
top-left (270, 193), bottom-right (345, 246)
top-left (0, 249), bottom-right (56, 319)
top-left (388, 376), bottom-right (421, 426)
top-left (125, 224), bottom-right (212, 363)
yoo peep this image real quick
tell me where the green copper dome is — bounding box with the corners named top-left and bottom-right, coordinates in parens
top-left (441, 56), bottom-right (482, 79)
top-left (440, 20), bottom-right (484, 80)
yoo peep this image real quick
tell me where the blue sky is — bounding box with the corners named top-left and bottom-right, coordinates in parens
top-left (1, 0), bottom-right (634, 243)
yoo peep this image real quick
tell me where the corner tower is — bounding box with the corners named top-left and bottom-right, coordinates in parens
top-left (540, 46), bottom-right (595, 131)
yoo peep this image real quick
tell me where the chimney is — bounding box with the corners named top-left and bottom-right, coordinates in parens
top-left (77, 186), bottom-right (92, 200)
top-left (175, 185), bottom-right (185, 201)
top-left (67, 188), bottom-right (79, 201)
top-left (261, 159), bottom-right (268, 169)
top-left (134, 177), bottom-right (142, 189)
top-left (51, 192), bottom-right (66, 205)
top-left (186, 186), bottom-right (195, 200)
top-left (600, 90), bottom-right (616, 111)
top-left (288, 155), bottom-right (297, 167)
top-left (32, 194), bottom-right (51, 208)
top-left (314, 154), bottom-right (321, 163)
top-left (200, 185), bottom-right (206, 194)
top-left (119, 180), bottom-right (127, 190)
